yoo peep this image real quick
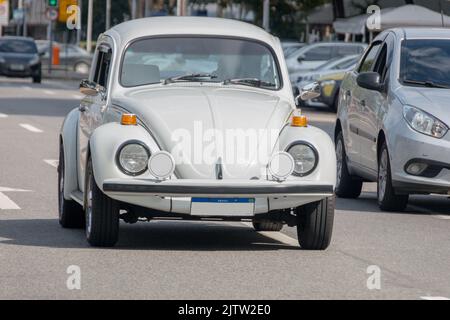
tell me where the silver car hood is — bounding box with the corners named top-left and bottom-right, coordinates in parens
top-left (113, 86), bottom-right (292, 179)
top-left (396, 86), bottom-right (450, 123)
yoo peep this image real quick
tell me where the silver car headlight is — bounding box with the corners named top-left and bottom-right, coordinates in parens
top-left (117, 142), bottom-right (150, 175)
top-left (287, 142), bottom-right (318, 177)
top-left (403, 105), bottom-right (448, 138)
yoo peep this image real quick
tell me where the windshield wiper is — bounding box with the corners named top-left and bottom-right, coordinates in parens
top-left (402, 79), bottom-right (450, 89)
top-left (223, 78), bottom-right (276, 88)
top-left (163, 73), bottom-right (217, 84)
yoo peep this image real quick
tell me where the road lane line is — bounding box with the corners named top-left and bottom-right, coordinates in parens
top-left (19, 123), bottom-right (43, 133)
top-left (43, 89), bottom-right (56, 96)
top-left (44, 159), bottom-right (59, 168)
top-left (241, 222), bottom-right (298, 246)
top-left (0, 192), bottom-right (20, 210)
top-left (420, 296), bottom-right (450, 300)
top-left (0, 113), bottom-right (8, 118)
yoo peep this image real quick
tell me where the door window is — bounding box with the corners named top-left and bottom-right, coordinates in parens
top-left (373, 44), bottom-right (388, 82)
top-left (93, 46), bottom-right (112, 88)
top-left (358, 42), bottom-right (382, 73)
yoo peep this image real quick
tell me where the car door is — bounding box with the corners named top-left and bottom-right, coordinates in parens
top-left (77, 42), bottom-right (112, 192)
top-left (343, 40), bottom-right (383, 167)
top-left (359, 34), bottom-right (394, 172)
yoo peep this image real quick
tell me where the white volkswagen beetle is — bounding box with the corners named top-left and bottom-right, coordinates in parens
top-left (58, 17), bottom-right (336, 249)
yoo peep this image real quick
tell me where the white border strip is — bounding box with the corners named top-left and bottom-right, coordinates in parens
top-left (19, 123), bottom-right (43, 133)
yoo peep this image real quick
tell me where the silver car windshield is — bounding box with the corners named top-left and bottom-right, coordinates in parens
top-left (401, 39), bottom-right (450, 88)
top-left (121, 37), bottom-right (281, 89)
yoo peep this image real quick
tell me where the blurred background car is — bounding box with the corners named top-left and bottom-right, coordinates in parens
top-left (281, 40), bottom-right (305, 57)
top-left (0, 36), bottom-right (42, 83)
top-left (285, 42), bottom-right (366, 73)
top-left (291, 54), bottom-right (360, 91)
top-left (35, 40), bottom-right (92, 74)
top-left (316, 70), bottom-right (349, 112)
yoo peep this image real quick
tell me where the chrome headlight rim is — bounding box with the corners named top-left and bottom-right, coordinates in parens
top-left (116, 140), bottom-right (151, 176)
top-left (403, 105), bottom-right (448, 139)
top-left (286, 141), bottom-right (319, 177)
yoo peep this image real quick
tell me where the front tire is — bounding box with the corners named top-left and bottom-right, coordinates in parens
top-left (252, 220), bottom-right (283, 232)
top-left (377, 142), bottom-right (408, 212)
top-left (335, 131), bottom-right (363, 198)
top-left (296, 197), bottom-right (335, 250)
top-left (33, 75), bottom-right (41, 83)
top-left (85, 157), bottom-right (120, 247)
top-left (58, 143), bottom-right (84, 228)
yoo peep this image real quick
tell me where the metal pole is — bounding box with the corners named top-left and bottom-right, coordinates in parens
top-left (262, 0), bottom-right (270, 31)
top-left (106, 0), bottom-right (111, 30)
top-left (132, 0), bottom-right (137, 19)
top-left (76, 0), bottom-right (82, 46)
top-left (49, 21), bottom-right (53, 75)
top-left (86, 0), bottom-right (93, 53)
top-left (177, 0), bottom-right (187, 16)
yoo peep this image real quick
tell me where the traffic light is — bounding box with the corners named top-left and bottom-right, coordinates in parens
top-left (48, 0), bottom-right (58, 7)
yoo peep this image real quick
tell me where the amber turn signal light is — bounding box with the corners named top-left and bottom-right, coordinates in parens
top-left (291, 115), bottom-right (308, 127)
top-left (121, 114), bottom-right (137, 125)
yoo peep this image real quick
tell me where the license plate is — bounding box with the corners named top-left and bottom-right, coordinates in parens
top-left (10, 64), bottom-right (25, 71)
top-left (190, 198), bottom-right (255, 216)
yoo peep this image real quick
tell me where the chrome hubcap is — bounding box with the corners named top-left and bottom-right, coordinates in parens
top-left (378, 149), bottom-right (388, 201)
top-left (86, 175), bottom-right (93, 237)
top-left (336, 139), bottom-right (343, 186)
top-left (58, 167), bottom-right (64, 218)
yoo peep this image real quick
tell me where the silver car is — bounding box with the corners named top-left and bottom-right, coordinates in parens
top-left (335, 28), bottom-right (450, 212)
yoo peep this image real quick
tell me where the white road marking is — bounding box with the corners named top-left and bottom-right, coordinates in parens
top-left (0, 113), bottom-right (8, 118)
top-left (44, 159), bottom-right (59, 168)
top-left (0, 187), bottom-right (31, 210)
top-left (19, 123), bottom-right (43, 133)
top-left (21, 85), bottom-right (32, 91)
top-left (72, 94), bottom-right (83, 100)
top-left (420, 296), bottom-right (450, 300)
top-left (241, 222), bottom-right (298, 246)
top-left (43, 89), bottom-right (56, 96)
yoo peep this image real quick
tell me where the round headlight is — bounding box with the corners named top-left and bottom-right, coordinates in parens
top-left (287, 142), bottom-right (318, 177)
top-left (117, 142), bottom-right (150, 175)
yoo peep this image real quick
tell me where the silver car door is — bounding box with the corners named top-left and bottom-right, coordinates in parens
top-left (359, 34), bottom-right (394, 171)
top-left (346, 41), bottom-right (383, 167)
top-left (77, 43), bottom-right (112, 192)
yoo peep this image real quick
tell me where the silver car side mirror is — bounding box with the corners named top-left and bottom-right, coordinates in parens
top-left (297, 82), bottom-right (321, 102)
top-left (80, 79), bottom-right (106, 100)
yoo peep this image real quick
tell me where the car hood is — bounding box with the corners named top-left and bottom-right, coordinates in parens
top-left (114, 86), bottom-right (293, 179)
top-left (395, 86), bottom-right (450, 124)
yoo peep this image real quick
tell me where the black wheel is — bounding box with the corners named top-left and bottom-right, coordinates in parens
top-left (377, 142), bottom-right (408, 212)
top-left (335, 131), bottom-right (363, 198)
top-left (252, 220), bottom-right (283, 232)
top-left (296, 197), bottom-right (335, 250)
top-left (85, 157), bottom-right (120, 247)
top-left (58, 143), bottom-right (84, 228)
top-left (33, 76), bottom-right (41, 83)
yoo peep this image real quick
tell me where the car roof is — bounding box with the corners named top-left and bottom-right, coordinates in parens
top-left (386, 27), bottom-right (450, 40)
top-left (0, 36), bottom-right (35, 42)
top-left (107, 17), bottom-right (278, 49)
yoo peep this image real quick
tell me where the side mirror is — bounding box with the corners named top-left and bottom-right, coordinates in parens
top-left (80, 79), bottom-right (106, 99)
top-left (297, 54), bottom-right (305, 63)
top-left (38, 51), bottom-right (45, 57)
top-left (296, 82), bottom-right (321, 102)
top-left (357, 72), bottom-right (383, 91)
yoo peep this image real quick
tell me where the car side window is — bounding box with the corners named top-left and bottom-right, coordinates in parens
top-left (93, 46), bottom-right (112, 88)
top-left (335, 45), bottom-right (361, 57)
top-left (373, 44), bottom-right (388, 82)
top-left (358, 42), bottom-right (382, 73)
top-left (303, 46), bottom-right (332, 61)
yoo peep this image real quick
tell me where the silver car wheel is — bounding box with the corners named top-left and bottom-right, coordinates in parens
top-left (378, 149), bottom-right (388, 202)
top-left (75, 62), bottom-right (89, 74)
top-left (336, 139), bottom-right (343, 186)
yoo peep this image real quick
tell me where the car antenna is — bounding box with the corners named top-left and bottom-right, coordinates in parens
top-left (439, 0), bottom-right (445, 27)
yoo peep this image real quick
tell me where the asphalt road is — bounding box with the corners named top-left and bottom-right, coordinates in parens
top-left (0, 77), bottom-right (449, 300)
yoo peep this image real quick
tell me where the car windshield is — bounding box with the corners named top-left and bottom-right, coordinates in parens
top-left (400, 39), bottom-right (450, 88)
top-left (0, 39), bottom-right (37, 54)
top-left (121, 37), bottom-right (281, 89)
